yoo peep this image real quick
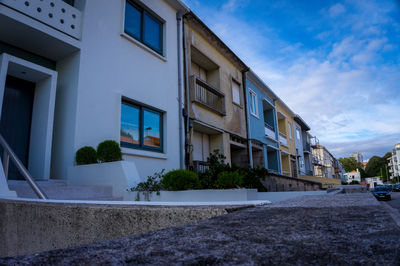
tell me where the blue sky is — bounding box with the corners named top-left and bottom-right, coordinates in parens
top-left (182, 0), bottom-right (400, 161)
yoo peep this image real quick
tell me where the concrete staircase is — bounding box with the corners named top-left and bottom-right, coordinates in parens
top-left (7, 180), bottom-right (122, 201)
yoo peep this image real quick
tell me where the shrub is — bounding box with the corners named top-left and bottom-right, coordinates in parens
top-left (215, 171), bottom-right (243, 189)
top-left (198, 150), bottom-right (230, 189)
top-left (129, 169), bottom-right (165, 198)
top-left (97, 140), bottom-right (122, 162)
top-left (75, 146), bottom-right (97, 165)
top-left (161, 169), bottom-right (200, 191)
top-left (238, 167), bottom-right (268, 192)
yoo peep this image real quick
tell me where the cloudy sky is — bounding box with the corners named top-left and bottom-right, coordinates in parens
top-left (182, 0), bottom-right (400, 161)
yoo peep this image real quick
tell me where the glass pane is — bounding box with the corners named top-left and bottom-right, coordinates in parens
top-left (125, 2), bottom-right (141, 39)
top-left (143, 12), bottom-right (162, 52)
top-left (121, 103), bottom-right (140, 145)
top-left (143, 109), bottom-right (161, 148)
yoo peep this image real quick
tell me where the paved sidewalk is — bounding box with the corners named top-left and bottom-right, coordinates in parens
top-left (2, 192), bottom-right (400, 265)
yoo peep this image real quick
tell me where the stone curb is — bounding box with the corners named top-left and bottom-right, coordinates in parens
top-left (381, 201), bottom-right (400, 228)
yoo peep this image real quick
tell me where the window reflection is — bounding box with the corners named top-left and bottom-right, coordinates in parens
top-left (143, 12), bottom-right (162, 52)
top-left (121, 103), bottom-right (140, 145)
top-left (143, 110), bottom-right (161, 148)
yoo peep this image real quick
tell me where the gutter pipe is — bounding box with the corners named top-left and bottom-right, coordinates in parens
top-left (242, 71), bottom-right (253, 167)
top-left (177, 12), bottom-right (184, 169)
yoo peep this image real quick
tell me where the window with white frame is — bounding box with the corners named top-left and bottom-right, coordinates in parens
top-left (249, 90), bottom-right (258, 116)
top-left (232, 81), bottom-right (241, 105)
top-left (288, 122), bottom-right (292, 139)
top-left (296, 128), bottom-right (301, 140)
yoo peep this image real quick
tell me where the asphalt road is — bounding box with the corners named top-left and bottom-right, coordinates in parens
top-left (387, 191), bottom-right (400, 211)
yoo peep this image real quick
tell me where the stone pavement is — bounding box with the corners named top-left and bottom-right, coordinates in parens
top-left (1, 192), bottom-right (400, 265)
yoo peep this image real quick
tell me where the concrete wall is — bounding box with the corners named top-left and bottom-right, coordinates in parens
top-left (261, 174), bottom-right (322, 192)
top-left (299, 174), bottom-right (341, 189)
top-left (0, 199), bottom-right (227, 257)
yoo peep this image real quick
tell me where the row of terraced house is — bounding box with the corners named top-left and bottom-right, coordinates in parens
top-left (0, 0), bottom-right (335, 198)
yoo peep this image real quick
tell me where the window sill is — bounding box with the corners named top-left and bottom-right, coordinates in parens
top-left (122, 147), bottom-right (167, 160)
top-left (232, 102), bottom-right (243, 109)
top-left (121, 32), bottom-right (167, 62)
top-left (250, 113), bottom-right (259, 119)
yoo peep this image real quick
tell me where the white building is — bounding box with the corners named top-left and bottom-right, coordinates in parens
top-left (364, 177), bottom-right (383, 189)
top-left (0, 0), bottom-right (189, 198)
top-left (388, 143), bottom-right (400, 182)
top-left (351, 152), bottom-right (363, 163)
top-left (343, 169), bottom-right (361, 184)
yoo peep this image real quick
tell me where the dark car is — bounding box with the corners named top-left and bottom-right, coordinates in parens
top-left (373, 186), bottom-right (391, 201)
top-left (393, 184), bottom-right (400, 192)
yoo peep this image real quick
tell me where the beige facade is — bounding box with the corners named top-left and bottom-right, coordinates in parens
top-left (183, 12), bottom-right (248, 169)
top-left (275, 100), bottom-right (297, 177)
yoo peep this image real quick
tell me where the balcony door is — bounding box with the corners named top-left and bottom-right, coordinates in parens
top-left (0, 76), bottom-right (34, 180)
top-left (193, 131), bottom-right (210, 162)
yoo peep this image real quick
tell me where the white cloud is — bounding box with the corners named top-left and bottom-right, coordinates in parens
top-left (182, 0), bottom-right (400, 159)
top-left (328, 3), bottom-right (346, 17)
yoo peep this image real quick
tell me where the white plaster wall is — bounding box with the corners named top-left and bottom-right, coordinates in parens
top-left (29, 75), bottom-right (57, 180)
top-left (69, 0), bottom-right (181, 179)
top-left (51, 52), bottom-right (81, 179)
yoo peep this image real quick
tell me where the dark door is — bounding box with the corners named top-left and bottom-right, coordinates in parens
top-left (0, 76), bottom-right (35, 180)
top-left (291, 158), bottom-right (298, 178)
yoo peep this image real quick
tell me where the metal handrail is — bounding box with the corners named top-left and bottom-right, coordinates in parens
top-left (0, 134), bottom-right (48, 199)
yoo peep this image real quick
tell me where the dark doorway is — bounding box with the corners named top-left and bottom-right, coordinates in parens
top-left (0, 75), bottom-right (35, 180)
top-left (291, 158), bottom-right (298, 178)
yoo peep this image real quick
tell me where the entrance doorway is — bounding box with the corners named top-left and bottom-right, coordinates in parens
top-left (0, 76), bottom-right (35, 180)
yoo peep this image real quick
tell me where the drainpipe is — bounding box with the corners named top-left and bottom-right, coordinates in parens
top-left (183, 16), bottom-right (190, 169)
top-left (242, 71), bottom-right (253, 167)
top-left (177, 12), bottom-right (184, 169)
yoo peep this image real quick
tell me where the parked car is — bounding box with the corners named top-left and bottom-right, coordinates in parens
top-left (373, 186), bottom-right (391, 201)
top-left (393, 184), bottom-right (400, 192)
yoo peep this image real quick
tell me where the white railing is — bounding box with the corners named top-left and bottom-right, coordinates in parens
top-left (264, 123), bottom-right (276, 140)
top-left (279, 132), bottom-right (288, 146)
top-left (1, 0), bottom-right (82, 39)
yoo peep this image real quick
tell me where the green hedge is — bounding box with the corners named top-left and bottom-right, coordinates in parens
top-left (75, 146), bottom-right (97, 165)
top-left (97, 140), bottom-right (122, 162)
top-left (161, 169), bottom-right (200, 191)
top-left (215, 171), bottom-right (243, 189)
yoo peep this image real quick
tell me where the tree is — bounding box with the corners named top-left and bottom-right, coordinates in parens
top-left (365, 156), bottom-right (385, 177)
top-left (338, 157), bottom-right (362, 172)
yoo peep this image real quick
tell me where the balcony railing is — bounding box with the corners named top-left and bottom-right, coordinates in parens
top-left (1, 0), bottom-right (82, 39)
top-left (190, 76), bottom-right (225, 115)
top-left (279, 132), bottom-right (288, 147)
top-left (192, 160), bottom-right (209, 174)
top-left (264, 123), bottom-right (276, 140)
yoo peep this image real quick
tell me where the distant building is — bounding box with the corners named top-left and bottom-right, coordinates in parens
top-left (312, 144), bottom-right (339, 179)
top-left (364, 177), bottom-right (383, 189)
top-left (343, 169), bottom-right (361, 184)
top-left (388, 143), bottom-right (400, 182)
top-left (351, 152), bottom-right (363, 163)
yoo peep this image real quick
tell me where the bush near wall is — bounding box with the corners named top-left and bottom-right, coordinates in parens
top-left (75, 146), bottom-right (97, 165)
top-left (161, 169), bottom-right (200, 191)
top-left (97, 140), bottom-right (122, 162)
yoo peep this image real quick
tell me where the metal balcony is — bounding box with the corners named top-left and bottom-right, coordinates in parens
top-left (264, 123), bottom-right (276, 140)
top-left (1, 0), bottom-right (82, 39)
top-left (190, 75), bottom-right (225, 116)
top-left (279, 132), bottom-right (288, 147)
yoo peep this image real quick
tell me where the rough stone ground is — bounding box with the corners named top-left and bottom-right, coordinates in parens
top-left (1, 192), bottom-right (400, 265)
